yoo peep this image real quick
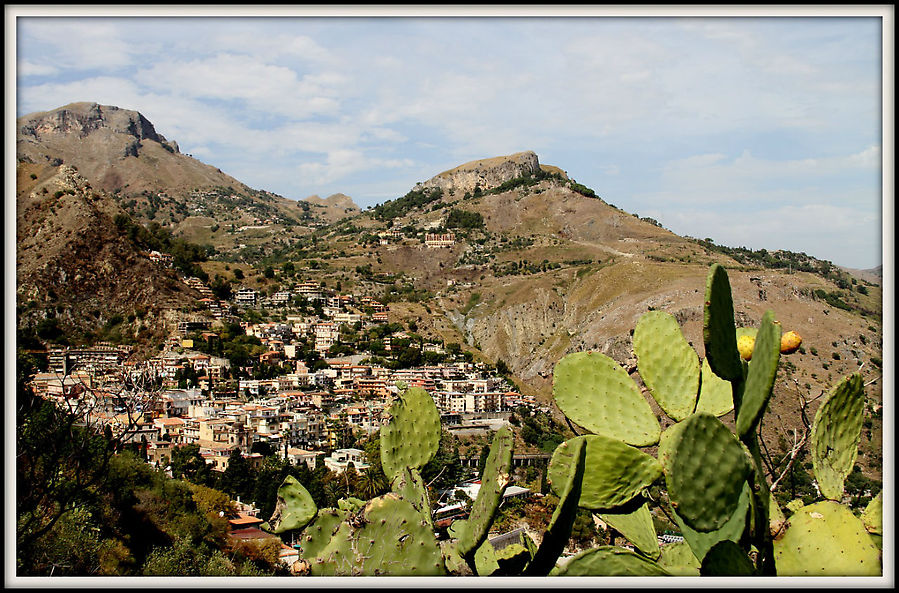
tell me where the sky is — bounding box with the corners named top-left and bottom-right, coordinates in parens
top-left (9, 6), bottom-right (891, 270)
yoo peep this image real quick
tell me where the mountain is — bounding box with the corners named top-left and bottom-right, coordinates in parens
top-left (15, 115), bottom-right (884, 480)
top-left (17, 102), bottom-right (242, 194)
top-left (302, 193), bottom-right (362, 224)
top-left (298, 151), bottom-right (883, 470)
top-left (412, 150), bottom-right (568, 196)
top-left (16, 102), bottom-right (325, 259)
top-left (16, 161), bottom-right (199, 349)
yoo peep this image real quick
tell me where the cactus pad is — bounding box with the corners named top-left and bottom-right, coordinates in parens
top-left (700, 540), bottom-right (755, 575)
top-left (526, 436), bottom-right (586, 575)
top-left (548, 434), bottom-right (662, 510)
top-left (659, 412), bottom-right (751, 532)
top-left (391, 466), bottom-right (433, 530)
top-left (311, 493), bottom-right (445, 576)
top-left (735, 311), bottom-right (780, 438)
top-left (768, 491), bottom-right (786, 538)
top-left (862, 491), bottom-right (882, 535)
top-left (695, 357), bottom-right (734, 417)
top-left (703, 264), bottom-right (743, 381)
top-left (337, 497), bottom-right (366, 513)
top-left (810, 373), bottom-right (865, 500)
top-left (380, 386), bottom-right (441, 481)
top-left (300, 507), bottom-right (349, 561)
top-left (674, 481), bottom-right (750, 564)
top-left (598, 499), bottom-right (660, 560)
top-left (773, 500), bottom-right (880, 576)
top-left (551, 546), bottom-right (669, 576)
top-left (439, 540), bottom-right (469, 575)
top-left (658, 541), bottom-right (701, 576)
top-left (474, 532), bottom-right (534, 576)
top-left (633, 310), bottom-right (700, 421)
top-left (267, 475), bottom-right (317, 534)
top-left (553, 351), bottom-right (660, 446)
top-left (455, 426), bottom-right (514, 558)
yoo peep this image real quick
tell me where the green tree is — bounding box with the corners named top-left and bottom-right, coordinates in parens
top-left (218, 448), bottom-right (254, 501)
top-left (171, 444), bottom-right (213, 486)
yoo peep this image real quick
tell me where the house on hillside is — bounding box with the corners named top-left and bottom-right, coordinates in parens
top-left (323, 448), bottom-right (370, 474)
top-left (425, 233), bottom-right (455, 248)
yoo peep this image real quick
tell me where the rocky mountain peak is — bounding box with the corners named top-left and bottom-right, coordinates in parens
top-left (18, 102), bottom-right (172, 148)
top-left (413, 150), bottom-right (543, 195)
top-left (303, 193), bottom-right (360, 211)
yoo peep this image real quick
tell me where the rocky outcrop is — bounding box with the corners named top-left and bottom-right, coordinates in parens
top-left (304, 193), bottom-right (361, 212)
top-left (18, 102), bottom-right (174, 148)
top-left (412, 151), bottom-right (543, 195)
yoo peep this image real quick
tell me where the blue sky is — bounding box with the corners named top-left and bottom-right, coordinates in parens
top-left (10, 8), bottom-right (889, 270)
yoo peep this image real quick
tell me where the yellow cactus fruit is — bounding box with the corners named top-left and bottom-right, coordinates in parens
top-left (780, 330), bottom-right (802, 354)
top-left (737, 334), bottom-right (755, 361)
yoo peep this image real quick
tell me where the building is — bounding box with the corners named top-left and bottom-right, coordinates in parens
top-left (425, 233), bottom-right (456, 248)
top-left (323, 448), bottom-right (370, 474)
top-left (235, 287), bottom-right (259, 308)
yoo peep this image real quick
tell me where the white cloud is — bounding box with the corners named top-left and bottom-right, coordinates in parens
top-left (13, 16), bottom-right (883, 266)
top-left (135, 54), bottom-right (345, 118)
top-left (17, 60), bottom-right (58, 76)
top-left (297, 149), bottom-right (414, 186)
top-left (18, 19), bottom-right (136, 71)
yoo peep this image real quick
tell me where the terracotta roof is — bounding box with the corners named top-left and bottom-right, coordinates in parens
top-left (154, 417), bottom-right (185, 425)
top-left (229, 526), bottom-right (277, 541)
top-left (229, 513), bottom-right (264, 527)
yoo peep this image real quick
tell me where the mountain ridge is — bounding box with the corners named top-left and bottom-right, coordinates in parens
top-left (15, 103), bottom-right (884, 478)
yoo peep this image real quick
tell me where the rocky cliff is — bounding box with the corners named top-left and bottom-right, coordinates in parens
top-left (16, 102), bottom-right (247, 195)
top-left (412, 150), bottom-right (554, 195)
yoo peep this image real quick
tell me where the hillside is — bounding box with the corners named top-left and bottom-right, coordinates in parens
top-left (15, 131), bottom-right (884, 482)
top-left (16, 103), bottom-right (335, 259)
top-left (302, 193), bottom-right (362, 224)
top-left (272, 152), bottom-right (883, 476)
top-left (16, 161), bottom-right (200, 348)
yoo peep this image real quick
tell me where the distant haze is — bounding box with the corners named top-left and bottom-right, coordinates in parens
top-left (11, 7), bottom-right (887, 269)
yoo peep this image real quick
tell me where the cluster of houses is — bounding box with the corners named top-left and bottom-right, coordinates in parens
top-left (33, 341), bottom-right (536, 474)
top-left (28, 257), bottom-right (553, 566)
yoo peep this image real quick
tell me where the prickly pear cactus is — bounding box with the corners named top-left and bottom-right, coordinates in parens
top-left (598, 499), bottom-right (660, 560)
top-left (548, 434), bottom-right (662, 510)
top-left (298, 507), bottom-right (350, 561)
top-left (768, 492), bottom-right (786, 537)
top-left (265, 475), bottom-right (318, 534)
top-left (310, 492), bottom-right (446, 576)
top-left (810, 373), bottom-right (865, 500)
top-left (454, 425), bottom-right (514, 562)
top-left (673, 481), bottom-right (751, 565)
top-left (773, 500), bottom-right (881, 576)
top-left (391, 466), bottom-right (433, 530)
top-left (862, 491), bottom-right (883, 551)
top-left (526, 436), bottom-right (586, 576)
top-left (703, 263), bottom-right (743, 382)
top-left (658, 412), bottom-right (752, 532)
top-left (695, 357), bottom-right (734, 417)
top-left (553, 351), bottom-right (661, 446)
top-left (474, 531), bottom-right (535, 576)
top-left (735, 311), bottom-right (781, 438)
top-left (633, 310), bottom-right (700, 421)
top-left (862, 491), bottom-right (883, 536)
top-left (700, 540), bottom-right (755, 576)
top-left (550, 546), bottom-right (669, 576)
top-left (380, 386), bottom-right (441, 481)
top-left (658, 540), bottom-right (701, 576)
